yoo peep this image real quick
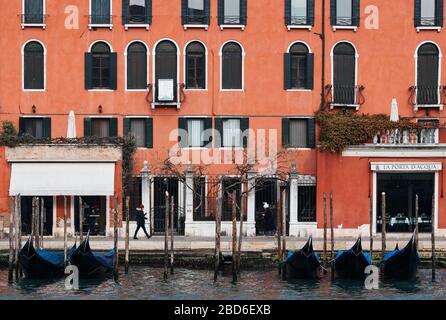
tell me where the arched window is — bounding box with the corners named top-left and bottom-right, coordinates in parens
top-left (417, 43), bottom-right (440, 105)
top-left (85, 41), bottom-right (117, 90)
top-left (154, 40), bottom-right (178, 102)
top-left (221, 42), bottom-right (243, 90)
top-left (126, 42), bottom-right (148, 90)
top-left (284, 42), bottom-right (313, 90)
top-left (332, 42), bottom-right (356, 105)
top-left (186, 42), bottom-right (206, 89)
top-left (23, 41), bottom-right (44, 90)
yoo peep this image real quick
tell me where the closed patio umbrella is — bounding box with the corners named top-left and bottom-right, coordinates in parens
top-left (390, 98), bottom-right (399, 122)
top-left (67, 110), bottom-right (76, 138)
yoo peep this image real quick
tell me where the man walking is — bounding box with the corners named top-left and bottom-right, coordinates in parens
top-left (134, 204), bottom-right (152, 240)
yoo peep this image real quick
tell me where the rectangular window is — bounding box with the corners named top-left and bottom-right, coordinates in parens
top-left (21, 118), bottom-right (43, 138)
top-left (224, 0), bottom-right (241, 24)
top-left (188, 0), bottom-right (205, 23)
top-left (291, 55), bottom-right (307, 88)
top-left (129, 119), bottom-right (147, 147)
top-left (289, 119), bottom-right (308, 147)
top-left (421, 0), bottom-right (436, 25)
top-left (336, 0), bottom-right (352, 25)
top-left (91, 118), bottom-right (111, 138)
top-left (186, 49), bottom-right (206, 89)
top-left (223, 119), bottom-right (241, 147)
top-left (92, 54), bottom-right (110, 89)
top-left (298, 185), bottom-right (316, 222)
top-left (91, 0), bottom-right (111, 25)
top-left (187, 119), bottom-right (205, 147)
top-left (291, 0), bottom-right (307, 25)
top-left (24, 0), bottom-right (44, 24)
top-left (128, 0), bottom-right (146, 24)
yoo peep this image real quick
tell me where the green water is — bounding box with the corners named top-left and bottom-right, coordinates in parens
top-left (0, 267), bottom-right (445, 300)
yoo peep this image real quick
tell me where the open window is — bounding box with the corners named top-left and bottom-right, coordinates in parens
top-left (284, 42), bottom-right (314, 90)
top-left (22, 0), bottom-right (45, 28)
top-left (415, 0), bottom-right (444, 31)
top-left (218, 0), bottom-right (247, 30)
top-left (89, 0), bottom-right (112, 28)
top-left (126, 41), bottom-right (148, 90)
top-left (85, 42), bottom-right (117, 90)
top-left (285, 0), bottom-right (315, 30)
top-left (23, 41), bottom-right (45, 90)
top-left (122, 0), bottom-right (152, 29)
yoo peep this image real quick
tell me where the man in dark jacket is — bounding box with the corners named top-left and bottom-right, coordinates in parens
top-left (134, 204), bottom-right (151, 240)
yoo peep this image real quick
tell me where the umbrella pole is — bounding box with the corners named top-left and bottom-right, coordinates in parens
top-left (63, 196), bottom-right (68, 266)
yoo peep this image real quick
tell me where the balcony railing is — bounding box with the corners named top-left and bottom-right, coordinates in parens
top-left (21, 13), bottom-right (46, 25)
top-left (286, 15), bottom-right (308, 25)
top-left (147, 82), bottom-right (186, 110)
top-left (325, 84), bottom-right (365, 110)
top-left (89, 14), bottom-right (113, 26)
top-left (373, 128), bottom-right (439, 145)
top-left (183, 14), bottom-right (210, 25)
top-left (222, 15), bottom-right (242, 24)
top-left (419, 17), bottom-right (443, 27)
top-left (409, 85), bottom-right (446, 112)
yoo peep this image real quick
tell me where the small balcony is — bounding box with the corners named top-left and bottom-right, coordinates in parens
top-left (373, 128), bottom-right (439, 146)
top-left (325, 84), bottom-right (365, 111)
top-left (148, 81), bottom-right (185, 110)
top-left (409, 86), bottom-right (446, 112)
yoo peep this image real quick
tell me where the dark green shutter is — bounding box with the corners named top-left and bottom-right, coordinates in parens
top-left (182, 0), bottom-right (188, 25)
top-left (178, 118), bottom-right (188, 148)
top-left (84, 53), bottom-right (93, 90)
top-left (305, 53), bottom-right (314, 90)
top-left (307, 118), bottom-right (316, 148)
top-left (241, 0), bottom-right (247, 25)
top-left (145, 0), bottom-right (152, 24)
top-left (122, 0), bottom-right (129, 24)
top-left (218, 0), bottom-right (224, 25)
top-left (214, 118), bottom-right (223, 148)
top-left (285, 0), bottom-right (291, 25)
top-left (145, 118), bottom-right (153, 148)
top-left (109, 118), bottom-right (118, 137)
top-left (437, 0), bottom-right (444, 27)
top-left (241, 118), bottom-right (249, 148)
top-left (308, 0), bottom-right (315, 26)
top-left (284, 53), bottom-right (291, 90)
top-left (414, 0), bottom-right (421, 27)
top-left (352, 0), bottom-right (360, 26)
top-left (203, 118), bottom-right (213, 147)
top-left (18, 117), bottom-right (26, 136)
top-left (330, 0), bottom-right (337, 25)
top-left (84, 118), bottom-right (92, 137)
top-left (282, 118), bottom-right (290, 147)
top-left (123, 118), bottom-right (130, 136)
top-left (109, 53), bottom-right (117, 90)
top-left (205, 0), bottom-right (210, 25)
top-left (43, 117), bottom-right (51, 138)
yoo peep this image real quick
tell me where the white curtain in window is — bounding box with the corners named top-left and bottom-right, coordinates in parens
top-left (188, 119), bottom-right (204, 147)
top-left (289, 119), bottom-right (308, 147)
top-left (92, 119), bottom-right (110, 138)
top-left (223, 119), bottom-right (241, 147)
top-left (130, 119), bottom-right (146, 147)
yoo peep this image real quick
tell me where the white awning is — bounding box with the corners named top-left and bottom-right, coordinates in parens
top-left (9, 162), bottom-right (115, 196)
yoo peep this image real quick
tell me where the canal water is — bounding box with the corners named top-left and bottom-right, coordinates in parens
top-left (0, 267), bottom-right (445, 300)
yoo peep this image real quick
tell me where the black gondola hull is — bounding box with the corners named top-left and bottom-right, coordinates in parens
top-left (69, 250), bottom-right (113, 278)
top-left (19, 253), bottom-right (65, 279)
top-left (333, 254), bottom-right (370, 279)
top-left (381, 237), bottom-right (420, 280)
top-left (281, 253), bottom-right (321, 279)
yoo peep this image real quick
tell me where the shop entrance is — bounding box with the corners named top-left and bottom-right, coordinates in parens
top-left (20, 196), bottom-right (53, 236)
top-left (74, 196), bottom-right (107, 236)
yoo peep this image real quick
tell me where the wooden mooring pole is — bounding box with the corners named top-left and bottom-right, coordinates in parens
top-left (79, 197), bottom-right (84, 242)
top-left (170, 196), bottom-right (175, 275)
top-left (8, 196), bottom-right (14, 282)
top-left (35, 197), bottom-right (40, 250)
top-left (323, 192), bottom-right (327, 268)
top-left (431, 195), bottom-right (436, 281)
top-left (237, 192), bottom-right (245, 275)
top-left (415, 194), bottom-right (419, 248)
top-left (231, 190), bottom-right (238, 283)
top-left (281, 187), bottom-right (287, 262)
top-left (214, 197), bottom-right (222, 282)
top-left (40, 197), bottom-right (44, 249)
top-left (17, 194), bottom-right (22, 278)
top-left (31, 197), bottom-right (36, 247)
top-left (164, 192), bottom-right (169, 280)
top-left (14, 196), bottom-right (20, 279)
top-left (277, 188), bottom-right (282, 264)
top-left (329, 192), bottom-right (334, 280)
top-left (125, 196), bottom-right (130, 274)
top-left (63, 196), bottom-right (68, 266)
top-left (113, 193), bottom-right (119, 281)
top-left (381, 192), bottom-right (386, 278)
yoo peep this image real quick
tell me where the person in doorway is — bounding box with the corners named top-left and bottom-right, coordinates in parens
top-left (134, 204), bottom-right (151, 240)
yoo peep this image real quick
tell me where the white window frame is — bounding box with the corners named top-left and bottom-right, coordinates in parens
top-left (124, 40), bottom-right (150, 92)
top-left (287, 0), bottom-right (312, 31)
top-left (219, 40), bottom-right (245, 92)
top-left (152, 38), bottom-right (181, 109)
top-left (285, 116), bottom-right (313, 150)
top-left (21, 0), bottom-right (46, 29)
top-left (221, 117), bottom-right (243, 149)
top-left (125, 116), bottom-right (151, 149)
top-left (286, 41), bottom-right (312, 92)
top-left (124, 0), bottom-right (150, 30)
top-left (183, 40), bottom-right (208, 91)
top-left (413, 41), bottom-right (443, 112)
top-left (22, 39), bottom-right (46, 92)
top-left (417, 0), bottom-right (441, 32)
top-left (87, 40), bottom-right (115, 92)
top-left (184, 0), bottom-right (209, 30)
top-left (220, 0), bottom-right (245, 30)
top-left (330, 40), bottom-right (359, 110)
top-left (89, 0), bottom-right (113, 30)
top-left (332, 0), bottom-right (357, 32)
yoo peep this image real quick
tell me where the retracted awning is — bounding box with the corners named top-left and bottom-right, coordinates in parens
top-left (9, 162), bottom-right (115, 196)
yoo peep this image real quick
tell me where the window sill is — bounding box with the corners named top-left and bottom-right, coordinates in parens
top-left (220, 89), bottom-right (244, 92)
top-left (184, 88), bottom-right (208, 92)
top-left (87, 89), bottom-right (115, 92)
top-left (23, 89), bottom-right (45, 92)
top-left (218, 147), bottom-right (245, 150)
top-left (286, 25), bottom-right (312, 31)
top-left (125, 88), bottom-right (149, 92)
top-left (182, 147), bottom-right (209, 150)
top-left (124, 24), bottom-right (150, 30)
top-left (220, 24), bottom-right (246, 31)
top-left (413, 104), bottom-right (444, 112)
top-left (286, 147), bottom-right (312, 151)
top-left (332, 25), bottom-right (358, 32)
top-left (88, 24), bottom-right (113, 30)
top-left (330, 103), bottom-right (360, 111)
top-left (416, 26), bottom-right (442, 32)
top-left (21, 23), bottom-right (46, 30)
top-left (286, 89), bottom-right (312, 92)
top-left (183, 24), bottom-right (209, 30)
top-left (151, 102), bottom-right (181, 110)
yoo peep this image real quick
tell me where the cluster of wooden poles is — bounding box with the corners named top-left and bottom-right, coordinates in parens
top-left (320, 192), bottom-right (437, 281)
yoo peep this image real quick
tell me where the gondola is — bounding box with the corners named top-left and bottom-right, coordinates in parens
top-left (381, 234), bottom-right (419, 280)
top-left (333, 237), bottom-right (371, 279)
top-left (69, 235), bottom-right (115, 278)
top-left (281, 236), bottom-right (323, 280)
top-left (19, 238), bottom-right (76, 279)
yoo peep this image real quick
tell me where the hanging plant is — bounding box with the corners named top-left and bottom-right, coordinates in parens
top-left (315, 110), bottom-right (440, 152)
